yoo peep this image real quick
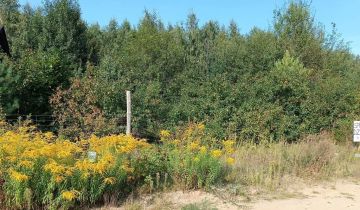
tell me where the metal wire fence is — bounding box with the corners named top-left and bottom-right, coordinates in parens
top-left (4, 114), bottom-right (126, 132)
top-left (5, 114), bottom-right (57, 130)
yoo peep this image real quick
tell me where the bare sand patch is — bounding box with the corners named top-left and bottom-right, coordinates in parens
top-left (95, 179), bottom-right (360, 210)
top-left (251, 179), bottom-right (360, 210)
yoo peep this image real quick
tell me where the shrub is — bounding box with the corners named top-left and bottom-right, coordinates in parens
top-left (0, 122), bottom-right (235, 209)
top-left (0, 123), bottom-right (151, 209)
top-left (50, 72), bottom-right (121, 140)
top-left (160, 123), bottom-right (235, 189)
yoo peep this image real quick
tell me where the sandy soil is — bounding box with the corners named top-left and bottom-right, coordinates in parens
top-left (251, 179), bottom-right (360, 210)
top-left (96, 179), bottom-right (360, 210)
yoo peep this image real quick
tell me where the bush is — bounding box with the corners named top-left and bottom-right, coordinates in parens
top-left (0, 122), bottom-right (235, 209)
top-left (160, 123), bottom-right (235, 189)
top-left (50, 71), bottom-right (121, 140)
top-left (0, 123), bottom-right (150, 209)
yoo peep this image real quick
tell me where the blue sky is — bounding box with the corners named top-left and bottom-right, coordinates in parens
top-left (19, 0), bottom-right (360, 55)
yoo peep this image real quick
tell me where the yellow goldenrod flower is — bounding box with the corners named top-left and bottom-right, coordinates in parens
top-left (44, 132), bottom-right (54, 140)
top-left (104, 177), bottom-right (116, 185)
top-left (44, 162), bottom-right (66, 175)
top-left (193, 157), bottom-right (200, 162)
top-left (226, 157), bottom-right (235, 165)
top-left (199, 146), bottom-right (207, 154)
top-left (57, 150), bottom-right (72, 159)
top-left (18, 160), bottom-right (34, 169)
top-left (223, 140), bottom-right (236, 154)
top-left (225, 148), bottom-right (235, 154)
top-left (101, 153), bottom-right (115, 164)
top-left (197, 123), bottom-right (205, 131)
top-left (211, 149), bottom-right (222, 158)
top-left (6, 156), bottom-right (17, 163)
top-left (188, 142), bottom-right (200, 150)
top-left (184, 126), bottom-right (194, 138)
top-left (64, 168), bottom-right (73, 177)
top-left (9, 169), bottom-right (29, 182)
top-left (61, 190), bottom-right (79, 201)
top-left (93, 162), bottom-right (107, 174)
top-left (160, 130), bottom-right (171, 138)
top-left (0, 124), bottom-right (155, 196)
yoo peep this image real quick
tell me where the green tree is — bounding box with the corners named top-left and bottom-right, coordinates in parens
top-left (0, 56), bottom-right (19, 113)
top-left (274, 1), bottom-right (324, 69)
top-left (42, 0), bottom-right (88, 67)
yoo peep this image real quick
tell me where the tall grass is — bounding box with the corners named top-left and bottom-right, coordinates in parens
top-left (226, 132), bottom-right (357, 191)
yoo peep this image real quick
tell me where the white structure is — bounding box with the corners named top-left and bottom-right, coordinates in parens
top-left (354, 121), bottom-right (360, 142)
top-left (126, 91), bottom-right (131, 135)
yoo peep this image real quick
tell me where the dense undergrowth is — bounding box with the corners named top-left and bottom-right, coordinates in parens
top-left (0, 121), bottom-right (357, 209)
top-left (1, 0), bottom-right (360, 141)
top-left (0, 122), bottom-right (233, 209)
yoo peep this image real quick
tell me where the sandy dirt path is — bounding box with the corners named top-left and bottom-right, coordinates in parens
top-left (96, 179), bottom-right (360, 210)
top-left (251, 180), bottom-right (360, 210)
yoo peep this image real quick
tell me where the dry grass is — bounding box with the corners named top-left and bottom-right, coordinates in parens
top-left (225, 132), bottom-right (359, 193)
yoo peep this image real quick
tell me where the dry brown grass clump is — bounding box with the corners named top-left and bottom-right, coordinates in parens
top-left (225, 132), bottom-right (358, 191)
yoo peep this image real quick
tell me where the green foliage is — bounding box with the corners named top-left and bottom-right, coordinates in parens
top-left (15, 50), bottom-right (66, 114)
top-left (160, 124), bottom-right (232, 189)
top-left (42, 0), bottom-right (88, 65)
top-left (0, 0), bottom-right (86, 115)
top-left (274, 0), bottom-right (325, 69)
top-left (0, 0), bottom-right (359, 143)
top-left (0, 55), bottom-right (19, 113)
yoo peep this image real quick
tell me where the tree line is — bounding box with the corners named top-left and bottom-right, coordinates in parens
top-left (0, 0), bottom-right (359, 141)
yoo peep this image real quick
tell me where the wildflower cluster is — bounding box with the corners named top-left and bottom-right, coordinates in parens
top-left (0, 122), bottom-right (236, 209)
top-left (161, 123), bottom-right (236, 189)
top-left (0, 124), bottom-right (151, 209)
